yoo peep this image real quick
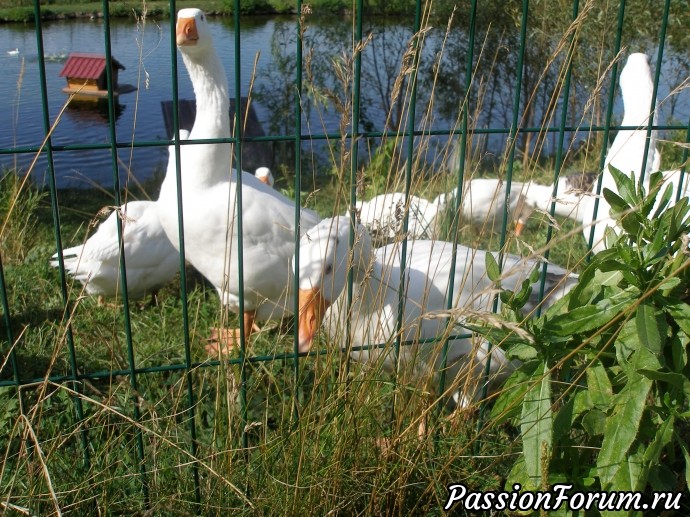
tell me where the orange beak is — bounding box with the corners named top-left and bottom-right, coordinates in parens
top-left (176, 17), bottom-right (198, 46)
top-left (297, 288), bottom-right (329, 353)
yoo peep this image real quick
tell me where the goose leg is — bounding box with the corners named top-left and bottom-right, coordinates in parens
top-left (206, 310), bottom-right (257, 356)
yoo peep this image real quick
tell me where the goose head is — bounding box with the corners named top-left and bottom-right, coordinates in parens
top-left (254, 167), bottom-right (275, 187)
top-left (296, 216), bottom-right (373, 352)
top-left (176, 8), bottom-right (213, 57)
top-left (513, 193), bottom-right (534, 236)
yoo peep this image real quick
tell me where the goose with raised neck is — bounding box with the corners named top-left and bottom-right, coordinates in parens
top-left (582, 53), bottom-right (660, 253)
top-left (158, 8), bottom-right (320, 353)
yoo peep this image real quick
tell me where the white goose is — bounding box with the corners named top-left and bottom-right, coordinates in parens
top-left (158, 8), bottom-right (320, 351)
top-left (296, 216), bottom-right (577, 406)
top-left (447, 178), bottom-right (534, 235)
top-left (51, 201), bottom-right (179, 304)
top-left (355, 191), bottom-right (448, 239)
top-left (521, 172), bottom-right (598, 224)
top-left (254, 167), bottom-right (275, 187)
top-left (582, 53), bottom-right (659, 253)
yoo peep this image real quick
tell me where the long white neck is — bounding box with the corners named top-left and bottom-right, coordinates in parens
top-left (621, 79), bottom-right (654, 128)
top-left (181, 50), bottom-right (230, 139)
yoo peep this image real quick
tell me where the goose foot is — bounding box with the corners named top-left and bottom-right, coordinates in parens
top-left (205, 327), bottom-right (243, 356)
top-left (205, 311), bottom-right (258, 356)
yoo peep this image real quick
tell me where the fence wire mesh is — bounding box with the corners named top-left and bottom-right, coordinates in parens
top-left (0, 0), bottom-right (689, 513)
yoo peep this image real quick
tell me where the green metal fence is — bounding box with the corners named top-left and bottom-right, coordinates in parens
top-left (1, 0), bottom-right (689, 512)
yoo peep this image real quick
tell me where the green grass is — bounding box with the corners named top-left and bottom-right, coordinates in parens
top-left (0, 1), bottom-right (229, 23)
top-left (0, 154), bottom-right (588, 512)
top-left (2, 0), bottom-right (688, 512)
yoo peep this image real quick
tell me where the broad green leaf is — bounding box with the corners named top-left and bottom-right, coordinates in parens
top-left (658, 276), bottom-right (681, 291)
top-left (489, 370), bottom-right (529, 425)
top-left (638, 369), bottom-right (688, 390)
top-left (649, 463), bottom-right (679, 492)
top-left (668, 334), bottom-right (688, 373)
top-left (582, 409), bottom-right (607, 437)
top-left (521, 361), bottom-right (552, 485)
top-left (635, 302), bottom-right (665, 355)
top-left (552, 394), bottom-right (576, 442)
top-left (506, 455), bottom-right (534, 491)
top-left (609, 166), bottom-right (637, 205)
top-left (603, 188), bottom-right (631, 217)
top-left (545, 290), bottom-right (635, 337)
top-left (615, 317), bottom-right (640, 367)
top-left (586, 361), bottom-right (612, 410)
top-left (572, 389), bottom-right (594, 418)
top-left (553, 389), bottom-right (594, 441)
top-left (461, 323), bottom-right (534, 349)
top-left (597, 354), bottom-right (653, 488)
top-left (568, 262), bottom-right (597, 307)
top-left (606, 445), bottom-right (644, 496)
top-left (544, 305), bottom-right (599, 335)
top-left (593, 269), bottom-right (623, 287)
top-left (665, 302), bottom-right (690, 336)
top-left (620, 211), bottom-right (645, 237)
top-left (507, 343), bottom-right (538, 362)
top-left (648, 173), bottom-right (673, 219)
top-left (641, 415), bottom-right (674, 480)
top-left (485, 252), bottom-right (500, 282)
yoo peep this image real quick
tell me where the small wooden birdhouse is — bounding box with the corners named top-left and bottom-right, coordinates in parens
top-left (59, 53), bottom-right (127, 98)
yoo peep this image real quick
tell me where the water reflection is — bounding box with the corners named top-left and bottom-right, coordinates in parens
top-left (0, 13), bottom-right (687, 189)
top-left (64, 98), bottom-right (126, 123)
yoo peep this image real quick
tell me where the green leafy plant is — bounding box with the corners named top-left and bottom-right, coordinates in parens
top-left (478, 167), bottom-right (690, 502)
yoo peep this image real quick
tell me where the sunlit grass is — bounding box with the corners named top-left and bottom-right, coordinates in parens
top-left (1, 0), bottom-right (688, 514)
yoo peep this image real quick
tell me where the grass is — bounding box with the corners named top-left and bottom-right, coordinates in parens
top-left (0, 1), bottom-right (229, 23)
top-left (0, 153), bottom-right (589, 514)
top-left (1, 0), bottom-right (688, 514)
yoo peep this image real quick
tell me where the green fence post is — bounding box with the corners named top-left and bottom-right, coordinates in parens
top-left (391, 0), bottom-right (423, 428)
top-left (100, 0), bottom-right (150, 505)
top-left (231, 0), bottom-right (250, 455)
top-left (32, 0), bottom-right (91, 470)
top-left (438, 0), bottom-right (478, 423)
top-left (167, 0), bottom-right (202, 508)
top-left (641, 0), bottom-right (672, 183)
top-left (478, 0), bottom-right (531, 412)
top-left (537, 0), bottom-right (580, 312)
top-left (587, 0), bottom-right (627, 251)
top-left (292, 0), bottom-right (305, 424)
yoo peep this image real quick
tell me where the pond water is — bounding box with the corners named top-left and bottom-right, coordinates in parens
top-left (0, 15), bottom-right (297, 188)
top-left (0, 12), bottom-right (688, 189)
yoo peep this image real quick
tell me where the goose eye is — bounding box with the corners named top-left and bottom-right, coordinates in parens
top-left (324, 264), bottom-right (333, 276)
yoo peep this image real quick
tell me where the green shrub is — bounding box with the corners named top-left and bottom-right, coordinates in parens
top-left (475, 168), bottom-right (690, 506)
top-left (0, 6), bottom-right (35, 22)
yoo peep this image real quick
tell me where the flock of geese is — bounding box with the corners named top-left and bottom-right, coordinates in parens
top-left (51, 8), bottom-right (684, 407)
